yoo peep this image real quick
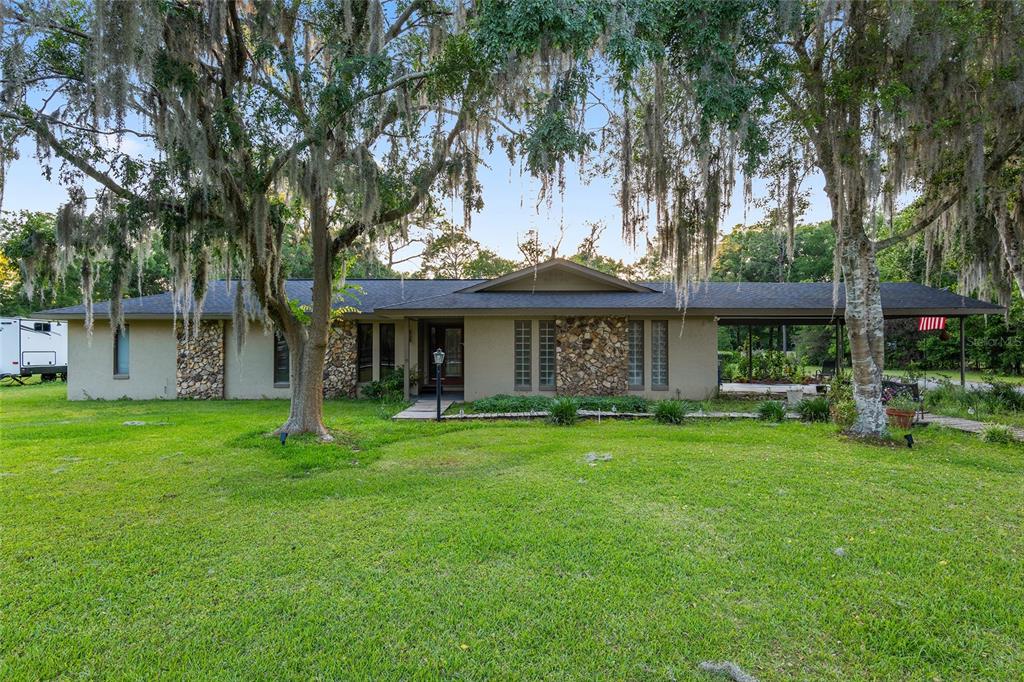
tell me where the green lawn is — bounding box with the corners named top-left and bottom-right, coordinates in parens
top-left (2, 383), bottom-right (1023, 680)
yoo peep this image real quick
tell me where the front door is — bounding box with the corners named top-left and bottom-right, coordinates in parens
top-left (425, 322), bottom-right (464, 392)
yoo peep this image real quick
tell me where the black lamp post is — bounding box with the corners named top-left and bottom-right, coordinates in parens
top-left (433, 347), bottom-right (445, 421)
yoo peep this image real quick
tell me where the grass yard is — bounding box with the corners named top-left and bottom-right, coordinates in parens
top-left (2, 383), bottom-right (1023, 680)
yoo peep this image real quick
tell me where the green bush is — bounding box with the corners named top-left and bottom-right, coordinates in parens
top-left (980, 425), bottom-right (1017, 445)
top-left (885, 393), bottom-right (918, 411)
top-left (470, 394), bottom-right (553, 413)
top-left (985, 381), bottom-right (1024, 412)
top-left (653, 400), bottom-right (687, 424)
top-left (577, 395), bottom-right (650, 413)
top-left (757, 400), bottom-right (786, 422)
top-left (361, 368), bottom-right (406, 402)
top-left (827, 374), bottom-right (853, 405)
top-left (733, 344), bottom-right (806, 382)
top-left (830, 399), bottom-right (858, 427)
top-left (796, 396), bottom-right (830, 422)
top-left (548, 397), bottom-right (579, 425)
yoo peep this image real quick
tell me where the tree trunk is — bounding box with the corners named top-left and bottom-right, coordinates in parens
top-left (275, 170), bottom-right (334, 438)
top-left (279, 335), bottom-right (330, 438)
top-left (996, 210), bottom-right (1024, 296)
top-left (839, 222), bottom-right (888, 436)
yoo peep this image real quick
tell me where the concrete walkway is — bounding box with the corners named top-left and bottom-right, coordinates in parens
top-left (720, 382), bottom-right (823, 398)
top-left (393, 396), bottom-right (455, 420)
top-left (920, 412), bottom-right (1024, 441)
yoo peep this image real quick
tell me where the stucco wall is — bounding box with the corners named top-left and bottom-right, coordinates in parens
top-left (462, 315), bottom-right (718, 401)
top-left (66, 320), bottom-right (177, 400)
top-left (642, 317), bottom-right (719, 400)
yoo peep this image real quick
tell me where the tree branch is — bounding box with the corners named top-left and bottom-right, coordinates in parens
top-left (2, 110), bottom-right (136, 200)
top-left (874, 131), bottom-right (1024, 251)
top-left (331, 101), bottom-right (473, 254)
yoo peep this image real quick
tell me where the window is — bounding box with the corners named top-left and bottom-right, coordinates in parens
top-left (357, 323), bottom-right (373, 382)
top-left (628, 320), bottom-right (644, 388)
top-left (651, 320), bottom-right (668, 388)
top-left (33, 322), bottom-right (51, 332)
top-left (379, 323), bottom-right (396, 377)
top-left (539, 320), bottom-right (555, 389)
top-left (113, 325), bottom-right (130, 377)
top-left (273, 332), bottom-right (290, 385)
top-left (514, 320), bottom-right (531, 389)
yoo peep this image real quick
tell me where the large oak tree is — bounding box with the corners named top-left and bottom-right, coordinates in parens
top-left (1, 0), bottom-right (620, 436)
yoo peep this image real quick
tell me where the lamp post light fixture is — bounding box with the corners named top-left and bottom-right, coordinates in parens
top-left (433, 348), bottom-right (446, 421)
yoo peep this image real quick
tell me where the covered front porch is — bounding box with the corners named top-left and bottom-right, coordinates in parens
top-left (403, 317), bottom-right (465, 400)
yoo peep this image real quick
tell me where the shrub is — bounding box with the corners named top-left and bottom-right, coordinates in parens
top-left (827, 374), bottom-right (852, 405)
top-left (733, 344), bottom-right (807, 382)
top-left (925, 380), bottom-right (980, 412)
top-left (577, 395), bottom-right (650, 413)
top-left (548, 397), bottom-right (579, 425)
top-left (985, 381), bottom-right (1024, 412)
top-left (830, 400), bottom-right (858, 427)
top-left (470, 394), bottom-right (553, 413)
top-left (757, 400), bottom-right (786, 422)
top-left (980, 425), bottom-right (1016, 445)
top-left (796, 396), bottom-right (830, 422)
top-left (653, 400), bottom-right (687, 424)
top-left (885, 393), bottom-right (918, 411)
top-left (361, 368), bottom-right (406, 402)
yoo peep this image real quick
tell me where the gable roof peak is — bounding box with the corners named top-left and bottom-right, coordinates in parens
top-left (456, 257), bottom-right (654, 293)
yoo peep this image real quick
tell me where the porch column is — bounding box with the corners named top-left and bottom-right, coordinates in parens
top-left (959, 317), bottom-right (966, 388)
top-left (404, 319), bottom-right (412, 400)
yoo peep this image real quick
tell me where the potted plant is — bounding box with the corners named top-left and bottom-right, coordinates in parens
top-left (884, 394), bottom-right (918, 429)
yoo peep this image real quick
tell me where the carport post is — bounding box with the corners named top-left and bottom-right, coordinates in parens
top-left (834, 323), bottom-right (841, 375)
top-left (959, 317), bottom-right (966, 388)
top-left (747, 325), bottom-right (753, 382)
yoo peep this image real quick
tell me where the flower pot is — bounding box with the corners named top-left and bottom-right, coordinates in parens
top-left (885, 407), bottom-right (915, 429)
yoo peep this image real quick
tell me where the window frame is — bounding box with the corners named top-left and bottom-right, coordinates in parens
top-left (357, 322), bottom-right (374, 383)
top-left (651, 320), bottom-right (669, 390)
top-left (272, 332), bottom-right (290, 387)
top-left (514, 320), bottom-right (532, 390)
top-left (113, 324), bottom-right (130, 378)
top-left (378, 323), bottom-right (396, 378)
top-left (34, 322), bottom-right (51, 332)
top-left (627, 320), bottom-right (644, 390)
top-left (538, 319), bottom-right (556, 390)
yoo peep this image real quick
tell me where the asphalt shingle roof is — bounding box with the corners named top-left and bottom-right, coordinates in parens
top-left (35, 278), bottom-right (1003, 320)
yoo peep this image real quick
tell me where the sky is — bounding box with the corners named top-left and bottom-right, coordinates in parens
top-left (4, 134), bottom-right (836, 272)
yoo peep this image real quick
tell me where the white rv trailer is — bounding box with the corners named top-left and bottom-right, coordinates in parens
top-left (0, 318), bottom-right (69, 380)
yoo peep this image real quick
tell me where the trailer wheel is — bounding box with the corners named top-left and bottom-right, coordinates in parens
top-left (41, 373), bottom-right (57, 383)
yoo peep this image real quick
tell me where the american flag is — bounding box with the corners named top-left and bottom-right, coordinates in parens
top-left (918, 316), bottom-right (947, 332)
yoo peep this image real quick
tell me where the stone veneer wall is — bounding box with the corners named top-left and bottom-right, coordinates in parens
top-left (176, 320), bottom-right (225, 399)
top-left (323, 320), bottom-right (358, 398)
top-left (555, 316), bottom-right (628, 396)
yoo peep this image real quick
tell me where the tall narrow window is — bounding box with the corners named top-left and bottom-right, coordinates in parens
top-left (514, 320), bottom-right (531, 389)
top-left (539, 320), bottom-right (556, 389)
top-left (113, 325), bottom-right (130, 377)
top-left (379, 323), bottom-right (396, 377)
top-left (628, 320), bottom-right (644, 388)
top-left (357, 323), bottom-right (373, 382)
top-left (273, 332), bottom-right (290, 386)
top-left (651, 320), bottom-right (669, 388)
